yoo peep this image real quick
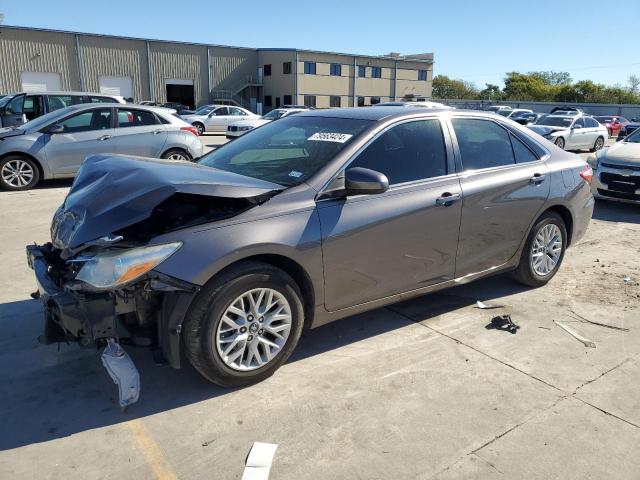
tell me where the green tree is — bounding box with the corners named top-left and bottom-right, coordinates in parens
top-left (432, 75), bottom-right (479, 99)
top-left (529, 71), bottom-right (572, 86)
top-left (502, 72), bottom-right (556, 101)
top-left (478, 84), bottom-right (503, 101)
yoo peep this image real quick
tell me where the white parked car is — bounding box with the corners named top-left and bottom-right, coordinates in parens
top-left (181, 105), bottom-right (258, 135)
top-left (528, 115), bottom-right (607, 151)
top-left (499, 108), bottom-right (533, 118)
top-left (226, 108), bottom-right (308, 138)
top-left (591, 129), bottom-right (640, 204)
top-left (378, 101), bottom-right (453, 109)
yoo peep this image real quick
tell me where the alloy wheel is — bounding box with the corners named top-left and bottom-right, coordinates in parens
top-left (594, 137), bottom-right (604, 150)
top-left (215, 288), bottom-right (292, 371)
top-left (555, 138), bottom-right (565, 149)
top-left (530, 224), bottom-right (563, 276)
top-left (1, 159), bottom-right (34, 188)
top-left (167, 152), bottom-right (188, 161)
top-left (194, 123), bottom-right (204, 135)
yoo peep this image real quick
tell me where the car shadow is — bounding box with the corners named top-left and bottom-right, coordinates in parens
top-left (592, 200), bottom-right (640, 224)
top-left (0, 273), bottom-right (527, 451)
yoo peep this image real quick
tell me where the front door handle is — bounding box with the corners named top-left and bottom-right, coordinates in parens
top-left (530, 173), bottom-right (546, 183)
top-left (436, 192), bottom-right (461, 206)
top-left (97, 134), bottom-right (112, 141)
top-left (152, 129), bottom-right (163, 135)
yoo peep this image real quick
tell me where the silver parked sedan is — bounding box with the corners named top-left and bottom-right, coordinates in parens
top-left (528, 114), bottom-right (607, 151)
top-left (27, 107), bottom-right (593, 401)
top-left (0, 103), bottom-right (203, 190)
top-left (181, 105), bottom-right (259, 135)
top-left (591, 128), bottom-right (640, 204)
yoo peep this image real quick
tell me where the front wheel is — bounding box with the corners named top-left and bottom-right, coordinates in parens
top-left (182, 261), bottom-right (304, 386)
top-left (193, 122), bottom-right (205, 136)
top-left (0, 155), bottom-right (40, 191)
top-left (554, 137), bottom-right (565, 150)
top-left (512, 211), bottom-right (567, 287)
top-left (591, 136), bottom-right (605, 152)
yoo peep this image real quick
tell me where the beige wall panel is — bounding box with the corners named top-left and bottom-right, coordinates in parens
top-left (79, 35), bottom-right (148, 101)
top-left (0, 27), bottom-right (80, 92)
top-left (149, 42), bottom-right (208, 105)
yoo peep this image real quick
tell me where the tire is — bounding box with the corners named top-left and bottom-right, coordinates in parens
top-left (161, 148), bottom-right (191, 162)
top-left (554, 137), bottom-right (565, 150)
top-left (182, 261), bottom-right (305, 387)
top-left (193, 122), bottom-right (205, 136)
top-left (0, 155), bottom-right (41, 191)
top-left (591, 136), bottom-right (605, 152)
top-left (512, 211), bottom-right (567, 288)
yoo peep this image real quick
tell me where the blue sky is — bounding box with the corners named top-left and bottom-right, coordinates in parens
top-left (2, 0), bottom-right (639, 89)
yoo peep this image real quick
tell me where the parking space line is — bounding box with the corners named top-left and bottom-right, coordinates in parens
top-left (124, 419), bottom-right (178, 480)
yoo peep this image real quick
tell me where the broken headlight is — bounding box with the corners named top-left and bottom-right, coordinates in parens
top-left (75, 242), bottom-right (182, 289)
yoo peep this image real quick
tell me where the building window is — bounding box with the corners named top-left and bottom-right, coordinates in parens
top-left (304, 62), bottom-right (316, 75)
top-left (330, 64), bottom-right (342, 76)
top-left (418, 69), bottom-right (427, 81)
top-left (275, 97), bottom-right (281, 108)
top-left (358, 66), bottom-right (366, 78)
top-left (371, 96), bottom-right (380, 105)
top-left (372, 67), bottom-right (382, 78)
top-left (264, 95), bottom-right (272, 107)
top-left (283, 95), bottom-right (292, 105)
top-left (330, 96), bottom-right (341, 108)
top-left (357, 96), bottom-right (365, 107)
top-left (264, 64), bottom-right (272, 76)
top-left (304, 95), bottom-right (316, 108)
top-left (283, 62), bottom-right (292, 74)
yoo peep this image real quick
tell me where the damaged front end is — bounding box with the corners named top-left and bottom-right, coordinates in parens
top-left (26, 154), bottom-right (283, 407)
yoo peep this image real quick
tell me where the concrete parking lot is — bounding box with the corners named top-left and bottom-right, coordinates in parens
top-left (0, 138), bottom-right (639, 479)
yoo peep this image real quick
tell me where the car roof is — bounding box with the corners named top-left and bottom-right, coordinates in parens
top-left (7, 91), bottom-right (123, 97)
top-left (297, 106), bottom-right (485, 121)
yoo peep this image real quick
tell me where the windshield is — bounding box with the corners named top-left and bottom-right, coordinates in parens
top-left (198, 116), bottom-right (372, 187)
top-left (195, 105), bottom-right (214, 115)
top-left (624, 128), bottom-right (640, 143)
top-left (261, 109), bottom-right (287, 120)
top-left (0, 95), bottom-right (13, 108)
top-left (535, 116), bottom-right (573, 127)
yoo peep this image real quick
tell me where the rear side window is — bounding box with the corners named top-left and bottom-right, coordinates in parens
top-left (510, 134), bottom-right (538, 163)
top-left (348, 119), bottom-right (447, 185)
top-left (584, 117), bottom-right (599, 128)
top-left (452, 118), bottom-right (515, 170)
top-left (211, 107), bottom-right (229, 116)
top-left (117, 109), bottom-right (159, 128)
top-left (46, 95), bottom-right (83, 112)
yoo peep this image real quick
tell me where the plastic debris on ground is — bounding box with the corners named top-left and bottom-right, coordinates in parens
top-left (488, 314), bottom-right (520, 334)
top-left (101, 339), bottom-right (141, 409)
top-left (475, 300), bottom-right (505, 309)
top-left (554, 321), bottom-right (596, 348)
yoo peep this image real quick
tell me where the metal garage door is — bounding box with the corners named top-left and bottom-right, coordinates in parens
top-left (20, 72), bottom-right (62, 92)
top-left (99, 76), bottom-right (134, 100)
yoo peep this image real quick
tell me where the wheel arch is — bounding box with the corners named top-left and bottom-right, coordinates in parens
top-left (161, 147), bottom-right (191, 160)
top-left (0, 151), bottom-right (46, 179)
top-left (540, 204), bottom-right (574, 246)
top-left (206, 253), bottom-right (316, 329)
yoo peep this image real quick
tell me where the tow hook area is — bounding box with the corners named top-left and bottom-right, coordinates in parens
top-left (101, 339), bottom-right (140, 410)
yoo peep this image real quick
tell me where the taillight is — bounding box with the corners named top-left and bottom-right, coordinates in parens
top-left (181, 126), bottom-right (199, 136)
top-left (579, 165), bottom-right (593, 184)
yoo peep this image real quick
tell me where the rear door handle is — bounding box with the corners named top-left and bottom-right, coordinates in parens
top-left (97, 135), bottom-right (112, 141)
top-left (530, 173), bottom-right (546, 183)
top-left (436, 192), bottom-right (461, 206)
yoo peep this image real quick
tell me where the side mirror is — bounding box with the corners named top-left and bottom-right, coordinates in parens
top-left (48, 124), bottom-right (64, 134)
top-left (345, 167), bottom-right (389, 195)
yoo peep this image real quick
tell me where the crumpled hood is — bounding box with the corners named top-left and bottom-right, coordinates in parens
top-left (51, 154), bottom-right (283, 253)
top-left (527, 125), bottom-right (568, 136)
top-left (599, 142), bottom-right (640, 166)
top-left (0, 127), bottom-right (26, 139)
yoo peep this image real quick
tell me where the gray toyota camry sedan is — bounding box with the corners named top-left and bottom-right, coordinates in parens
top-left (27, 107), bottom-right (593, 402)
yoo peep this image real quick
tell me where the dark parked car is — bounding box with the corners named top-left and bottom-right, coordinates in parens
top-left (27, 107), bottom-right (593, 405)
top-left (510, 112), bottom-right (545, 125)
top-left (160, 102), bottom-right (193, 115)
top-left (615, 121), bottom-right (640, 141)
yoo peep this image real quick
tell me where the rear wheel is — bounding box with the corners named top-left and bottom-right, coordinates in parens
top-left (591, 136), bottom-right (605, 152)
top-left (0, 155), bottom-right (40, 191)
top-left (512, 211), bottom-right (567, 287)
top-left (554, 137), bottom-right (565, 150)
top-left (182, 261), bottom-right (304, 386)
top-left (193, 122), bottom-right (205, 136)
top-left (161, 148), bottom-right (191, 162)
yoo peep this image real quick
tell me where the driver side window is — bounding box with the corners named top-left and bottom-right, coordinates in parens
top-left (348, 119), bottom-right (448, 185)
top-left (58, 108), bottom-right (112, 133)
top-left (6, 95), bottom-right (25, 115)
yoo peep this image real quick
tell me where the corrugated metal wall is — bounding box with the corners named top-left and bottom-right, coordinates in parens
top-left (149, 42), bottom-right (208, 105)
top-left (0, 28), bottom-right (80, 93)
top-left (79, 35), bottom-right (149, 101)
top-left (210, 46), bottom-right (258, 92)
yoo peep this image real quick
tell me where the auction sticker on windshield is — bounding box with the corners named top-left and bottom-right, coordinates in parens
top-left (308, 132), bottom-right (353, 143)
